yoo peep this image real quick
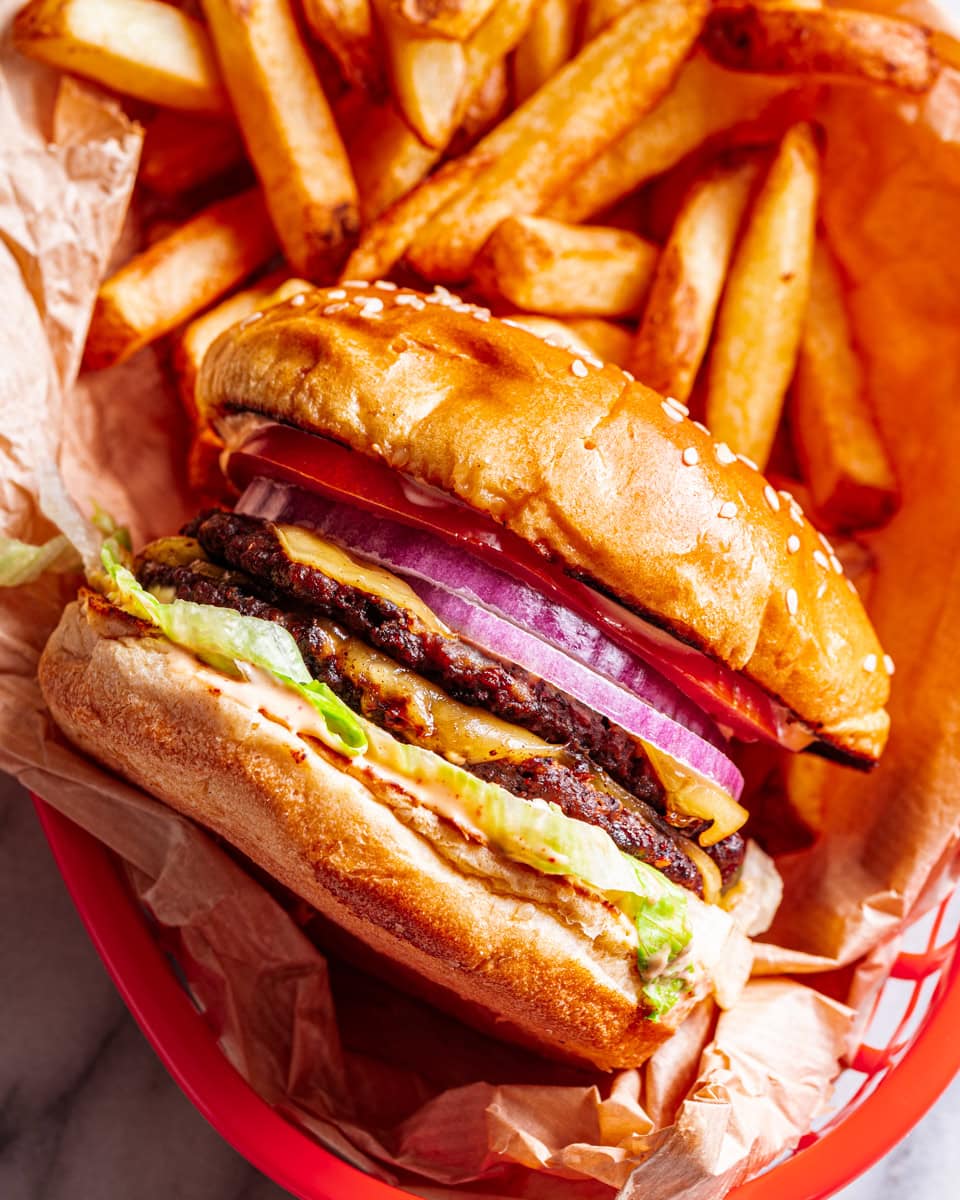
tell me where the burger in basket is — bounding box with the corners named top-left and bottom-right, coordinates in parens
top-left (38, 284), bottom-right (891, 1070)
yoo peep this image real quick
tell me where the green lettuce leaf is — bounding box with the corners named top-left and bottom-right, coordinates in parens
top-left (364, 732), bottom-right (692, 1017)
top-left (0, 534), bottom-right (81, 587)
top-left (100, 540), bottom-right (367, 758)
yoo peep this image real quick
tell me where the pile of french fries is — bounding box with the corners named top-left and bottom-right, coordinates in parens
top-left (15, 0), bottom-right (946, 535)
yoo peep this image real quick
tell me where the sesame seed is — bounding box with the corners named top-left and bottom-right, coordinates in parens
top-left (542, 337), bottom-right (560, 347)
top-left (847, 578), bottom-right (858, 593)
top-left (323, 302), bottom-right (347, 315)
top-left (502, 318), bottom-right (524, 329)
top-left (325, 289), bottom-right (346, 300)
top-left (395, 293), bottom-right (423, 308)
top-left (830, 554), bottom-right (843, 574)
top-left (375, 280), bottom-right (398, 290)
top-left (813, 550), bottom-right (830, 570)
top-left (682, 447), bottom-right (699, 466)
top-left (778, 490), bottom-right (794, 506)
top-left (764, 484), bottom-right (780, 512)
top-left (863, 653), bottom-right (878, 673)
top-left (719, 500), bottom-right (737, 518)
top-left (884, 654), bottom-right (895, 675)
top-left (622, 370), bottom-right (635, 382)
top-left (662, 401), bottom-right (683, 422)
top-left (585, 355), bottom-right (604, 370)
top-left (665, 396), bottom-right (689, 415)
top-left (693, 420), bottom-right (710, 436)
top-left (818, 532), bottom-right (835, 555)
top-left (790, 506), bottom-right (805, 527)
top-left (359, 297), bottom-right (384, 316)
top-left (471, 308), bottom-right (491, 321)
top-left (289, 291), bottom-right (307, 306)
top-left (451, 301), bottom-right (474, 313)
top-left (786, 587), bottom-right (798, 615)
top-left (787, 534), bottom-right (801, 553)
top-left (715, 443), bottom-right (737, 465)
top-left (341, 280), bottom-right (366, 287)
top-left (240, 311), bottom-right (263, 328)
top-left (817, 580), bottom-right (828, 599)
top-left (738, 454), bottom-right (759, 471)
top-left (571, 359), bottom-right (589, 377)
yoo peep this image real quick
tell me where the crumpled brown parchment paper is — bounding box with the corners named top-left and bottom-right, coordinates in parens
top-left (2, 2), bottom-right (959, 1195)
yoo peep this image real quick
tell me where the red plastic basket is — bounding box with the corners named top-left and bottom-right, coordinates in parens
top-left (33, 794), bottom-right (960, 1200)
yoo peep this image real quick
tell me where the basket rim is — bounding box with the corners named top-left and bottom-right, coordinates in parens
top-left (32, 794), bottom-right (960, 1200)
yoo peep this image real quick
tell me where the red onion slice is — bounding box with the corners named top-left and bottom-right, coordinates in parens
top-left (238, 478), bottom-right (744, 802)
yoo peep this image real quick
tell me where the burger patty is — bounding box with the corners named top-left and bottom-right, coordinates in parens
top-left (138, 553), bottom-right (742, 893)
top-left (187, 511), bottom-right (672, 812)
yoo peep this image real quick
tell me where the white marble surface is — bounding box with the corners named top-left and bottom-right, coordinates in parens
top-left (2, 769), bottom-right (957, 1200)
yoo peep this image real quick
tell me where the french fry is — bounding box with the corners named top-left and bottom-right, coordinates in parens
top-left (791, 238), bottom-right (899, 531)
top-left (544, 55), bottom-right (791, 224)
top-left (581, 0), bottom-right (632, 43)
top-left (474, 216), bottom-right (658, 316)
top-left (376, 10), bottom-right (468, 149)
top-left (12, 0), bottom-right (228, 113)
top-left (174, 274), bottom-right (311, 419)
top-left (83, 189), bottom-right (279, 370)
top-left (381, 0), bottom-right (498, 40)
top-left (564, 318), bottom-right (633, 368)
top-left (406, 0), bottom-right (709, 281)
top-left (506, 315), bottom-right (632, 367)
top-left (512, 0), bottom-right (578, 103)
top-left (343, 0), bottom-right (538, 276)
top-left (629, 159), bottom-right (758, 403)
top-left (457, 59), bottom-right (508, 144)
top-left (301, 0), bottom-right (381, 93)
top-left (704, 123), bottom-right (819, 471)
top-left (139, 113), bottom-right (247, 197)
top-left (702, 6), bottom-right (935, 93)
top-left (201, 0), bottom-right (358, 280)
top-left (348, 100), bottom-right (442, 223)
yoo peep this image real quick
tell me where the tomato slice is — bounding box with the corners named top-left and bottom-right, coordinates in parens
top-left (224, 423), bottom-right (810, 749)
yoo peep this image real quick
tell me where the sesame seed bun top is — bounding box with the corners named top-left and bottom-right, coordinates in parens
top-left (197, 282), bottom-right (890, 764)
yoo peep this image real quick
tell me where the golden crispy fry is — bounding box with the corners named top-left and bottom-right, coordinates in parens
top-left (456, 59), bottom-right (509, 144)
top-left (629, 159), bottom-right (758, 403)
top-left (175, 274), bottom-right (310, 419)
top-left (342, 160), bottom-right (474, 280)
top-left (703, 6), bottom-right (935, 93)
top-left (581, 0), bottom-right (631, 42)
top-left (201, 0), bottom-right (358, 280)
top-left (931, 29), bottom-right (960, 73)
top-left (792, 239), bottom-right (899, 531)
top-left (512, 0), bottom-right (577, 103)
top-left (348, 100), bottom-right (442, 223)
top-left (12, 0), bottom-right (228, 113)
top-left (705, 123), bottom-right (819, 471)
top-left (505, 315), bottom-right (632, 367)
top-left (83, 189), bottom-right (279, 371)
top-left (377, 10), bottom-right (467, 148)
top-left (382, 0), bottom-right (498, 40)
top-left (405, 0), bottom-right (709, 281)
top-left (139, 113), bottom-right (246, 197)
top-left (564, 318), bottom-right (633, 368)
top-left (474, 216), bottom-right (658, 316)
top-left (343, 0), bottom-right (537, 276)
top-left (544, 55), bottom-right (791, 224)
top-left (302, 0), bottom-right (381, 92)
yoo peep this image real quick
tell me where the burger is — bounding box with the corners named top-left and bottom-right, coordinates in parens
top-left (38, 282), bottom-right (890, 1070)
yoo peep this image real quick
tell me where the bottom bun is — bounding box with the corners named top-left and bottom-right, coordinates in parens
top-left (38, 594), bottom-right (703, 1069)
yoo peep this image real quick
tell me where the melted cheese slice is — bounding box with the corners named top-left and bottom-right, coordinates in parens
top-left (276, 524), bottom-right (450, 636)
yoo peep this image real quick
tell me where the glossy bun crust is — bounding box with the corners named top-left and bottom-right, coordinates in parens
top-left (199, 284), bottom-right (890, 763)
top-left (39, 593), bottom-right (701, 1070)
